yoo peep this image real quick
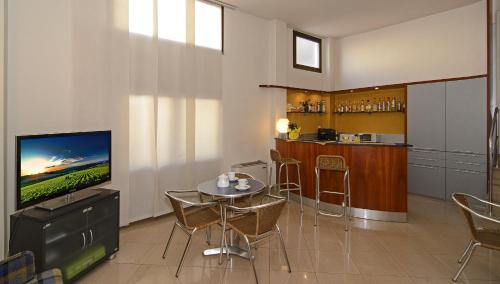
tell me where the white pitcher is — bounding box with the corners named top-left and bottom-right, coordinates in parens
top-left (217, 174), bottom-right (229, 188)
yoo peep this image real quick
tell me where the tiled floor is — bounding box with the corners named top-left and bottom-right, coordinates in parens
top-left (78, 194), bottom-right (500, 283)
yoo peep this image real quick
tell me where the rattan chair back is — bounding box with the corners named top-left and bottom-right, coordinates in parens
top-left (235, 172), bottom-right (254, 179)
top-left (165, 192), bottom-right (187, 226)
top-left (452, 193), bottom-right (500, 244)
top-left (270, 149), bottom-right (283, 164)
top-left (316, 155), bottom-right (347, 172)
top-left (256, 198), bottom-right (286, 235)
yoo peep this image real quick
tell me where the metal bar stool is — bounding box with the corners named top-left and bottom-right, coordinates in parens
top-left (314, 155), bottom-right (351, 231)
top-left (269, 149), bottom-right (303, 211)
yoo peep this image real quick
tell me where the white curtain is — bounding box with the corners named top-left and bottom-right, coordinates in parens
top-left (128, 0), bottom-right (223, 221)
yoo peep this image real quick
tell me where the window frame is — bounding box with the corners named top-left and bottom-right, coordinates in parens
top-left (194, 0), bottom-right (224, 53)
top-left (293, 30), bottom-right (322, 73)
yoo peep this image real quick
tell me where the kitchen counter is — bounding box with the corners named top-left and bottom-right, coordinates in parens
top-left (275, 138), bottom-right (407, 222)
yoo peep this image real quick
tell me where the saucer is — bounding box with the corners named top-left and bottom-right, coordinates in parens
top-left (235, 184), bottom-right (250, 190)
top-left (229, 177), bottom-right (239, 182)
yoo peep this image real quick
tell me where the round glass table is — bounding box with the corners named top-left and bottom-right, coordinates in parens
top-left (197, 178), bottom-right (265, 258)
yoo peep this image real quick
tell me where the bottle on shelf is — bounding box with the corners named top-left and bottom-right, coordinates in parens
top-left (396, 98), bottom-right (401, 112)
top-left (366, 99), bottom-right (372, 112)
top-left (321, 100), bottom-right (327, 113)
top-left (386, 97), bottom-right (391, 112)
top-left (360, 100), bottom-right (365, 112)
top-left (372, 99), bottom-right (378, 112)
top-left (391, 97), bottom-right (396, 111)
top-left (353, 100), bottom-right (357, 112)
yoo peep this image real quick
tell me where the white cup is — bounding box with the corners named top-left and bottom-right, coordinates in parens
top-left (238, 178), bottom-right (248, 187)
top-left (228, 171), bottom-right (236, 181)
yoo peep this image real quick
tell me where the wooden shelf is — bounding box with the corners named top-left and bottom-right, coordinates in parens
top-left (333, 110), bottom-right (405, 115)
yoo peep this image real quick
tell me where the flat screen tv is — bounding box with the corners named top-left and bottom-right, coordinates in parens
top-left (16, 131), bottom-right (111, 210)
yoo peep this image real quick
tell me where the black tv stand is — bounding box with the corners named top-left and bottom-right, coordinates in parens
top-left (9, 188), bottom-right (119, 283)
top-left (36, 189), bottom-right (101, 211)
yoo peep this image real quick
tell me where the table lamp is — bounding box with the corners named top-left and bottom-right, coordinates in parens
top-left (276, 118), bottom-right (289, 140)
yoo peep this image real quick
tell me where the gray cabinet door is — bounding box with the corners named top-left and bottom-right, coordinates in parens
top-left (407, 82), bottom-right (446, 151)
top-left (408, 163), bottom-right (446, 199)
top-left (445, 78), bottom-right (487, 154)
top-left (445, 168), bottom-right (487, 200)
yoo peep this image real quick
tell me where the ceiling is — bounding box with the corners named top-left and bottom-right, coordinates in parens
top-left (224, 0), bottom-right (482, 38)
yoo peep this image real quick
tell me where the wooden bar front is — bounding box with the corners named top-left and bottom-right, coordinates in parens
top-left (275, 139), bottom-right (408, 214)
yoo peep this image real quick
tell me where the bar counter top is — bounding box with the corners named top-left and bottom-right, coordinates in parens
top-left (275, 138), bottom-right (408, 222)
top-left (277, 138), bottom-right (411, 147)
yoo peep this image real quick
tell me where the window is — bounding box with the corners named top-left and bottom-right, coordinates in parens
top-left (195, 0), bottom-right (223, 51)
top-left (129, 0), bottom-right (154, 36)
top-left (158, 0), bottom-right (187, 43)
top-left (293, 30), bottom-right (322, 73)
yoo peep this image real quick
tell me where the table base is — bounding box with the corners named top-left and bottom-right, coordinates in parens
top-left (203, 246), bottom-right (249, 259)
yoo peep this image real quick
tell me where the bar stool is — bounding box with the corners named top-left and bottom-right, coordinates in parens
top-left (314, 155), bottom-right (351, 231)
top-left (269, 149), bottom-right (303, 211)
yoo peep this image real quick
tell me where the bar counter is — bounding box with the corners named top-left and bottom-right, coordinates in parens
top-left (275, 138), bottom-right (409, 222)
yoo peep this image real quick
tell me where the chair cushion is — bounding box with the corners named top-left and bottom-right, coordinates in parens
top-left (35, 269), bottom-right (63, 284)
top-left (184, 206), bottom-right (221, 229)
top-left (0, 251), bottom-right (36, 284)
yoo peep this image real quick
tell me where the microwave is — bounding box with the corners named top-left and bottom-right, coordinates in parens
top-left (358, 133), bottom-right (380, 142)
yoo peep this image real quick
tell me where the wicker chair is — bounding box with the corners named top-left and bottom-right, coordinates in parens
top-left (163, 190), bottom-right (223, 277)
top-left (220, 195), bottom-right (290, 284)
top-left (451, 193), bottom-right (500, 282)
top-left (269, 149), bottom-right (303, 211)
top-left (314, 155), bottom-right (351, 231)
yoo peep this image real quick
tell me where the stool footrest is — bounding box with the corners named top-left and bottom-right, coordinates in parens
top-left (318, 190), bottom-right (347, 196)
top-left (317, 210), bottom-right (345, 218)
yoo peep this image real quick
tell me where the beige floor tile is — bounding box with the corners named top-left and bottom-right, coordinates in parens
top-left (411, 276), bottom-right (498, 283)
top-left (270, 271), bottom-right (318, 284)
top-left (223, 267), bottom-right (270, 284)
top-left (309, 250), bottom-right (360, 274)
top-left (126, 265), bottom-right (176, 283)
top-left (168, 265), bottom-right (225, 283)
top-left (391, 253), bottom-right (453, 278)
top-left (111, 242), bottom-right (156, 264)
top-left (270, 249), bottom-right (314, 272)
top-left (350, 252), bottom-right (406, 276)
top-left (362, 275), bottom-right (414, 284)
top-left (435, 254), bottom-right (500, 281)
top-left (77, 262), bottom-right (140, 284)
top-left (315, 273), bottom-right (366, 284)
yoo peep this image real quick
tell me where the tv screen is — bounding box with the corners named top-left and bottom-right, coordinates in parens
top-left (16, 131), bottom-right (111, 209)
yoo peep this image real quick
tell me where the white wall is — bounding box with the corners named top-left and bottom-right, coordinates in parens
top-left (286, 28), bottom-right (333, 91)
top-left (0, 0), bottom-right (4, 258)
top-left (335, 1), bottom-right (487, 90)
top-left (6, 0), bottom-right (130, 230)
top-left (221, 9), bottom-right (272, 170)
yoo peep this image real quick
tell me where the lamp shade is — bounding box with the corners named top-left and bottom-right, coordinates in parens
top-left (276, 118), bottom-right (289, 134)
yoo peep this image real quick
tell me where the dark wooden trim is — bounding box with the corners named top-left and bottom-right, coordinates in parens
top-left (221, 6), bottom-right (224, 54)
top-left (260, 74), bottom-right (488, 95)
top-left (293, 30), bottom-right (322, 73)
top-left (259, 84), bottom-right (328, 93)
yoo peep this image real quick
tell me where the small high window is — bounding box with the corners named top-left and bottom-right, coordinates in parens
top-left (195, 0), bottom-right (223, 51)
top-left (293, 30), bottom-right (322, 73)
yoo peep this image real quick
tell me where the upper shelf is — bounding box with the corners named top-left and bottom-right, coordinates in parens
top-left (333, 110), bottom-right (405, 114)
top-left (259, 84), bottom-right (328, 94)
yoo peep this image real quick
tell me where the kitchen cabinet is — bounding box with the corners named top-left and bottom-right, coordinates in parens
top-left (407, 77), bottom-right (487, 200)
top-left (445, 78), bottom-right (487, 154)
top-left (407, 82), bottom-right (446, 151)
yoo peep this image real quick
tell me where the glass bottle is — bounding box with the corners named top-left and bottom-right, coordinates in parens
top-left (360, 100), bottom-right (365, 112)
top-left (372, 99), bottom-right (378, 112)
top-left (366, 100), bottom-right (372, 112)
top-left (386, 97), bottom-right (391, 112)
top-left (396, 98), bottom-right (401, 112)
top-left (391, 97), bottom-right (396, 111)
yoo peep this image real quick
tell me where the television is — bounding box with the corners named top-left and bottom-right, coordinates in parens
top-left (16, 131), bottom-right (111, 210)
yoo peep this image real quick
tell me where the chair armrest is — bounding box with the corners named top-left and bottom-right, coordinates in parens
top-left (226, 194), bottom-right (285, 212)
top-left (165, 190), bottom-right (220, 207)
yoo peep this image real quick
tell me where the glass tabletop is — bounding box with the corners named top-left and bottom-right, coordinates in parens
top-left (197, 178), bottom-right (265, 198)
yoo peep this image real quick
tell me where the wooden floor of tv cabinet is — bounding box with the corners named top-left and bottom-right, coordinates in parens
top-left (9, 188), bottom-right (120, 283)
